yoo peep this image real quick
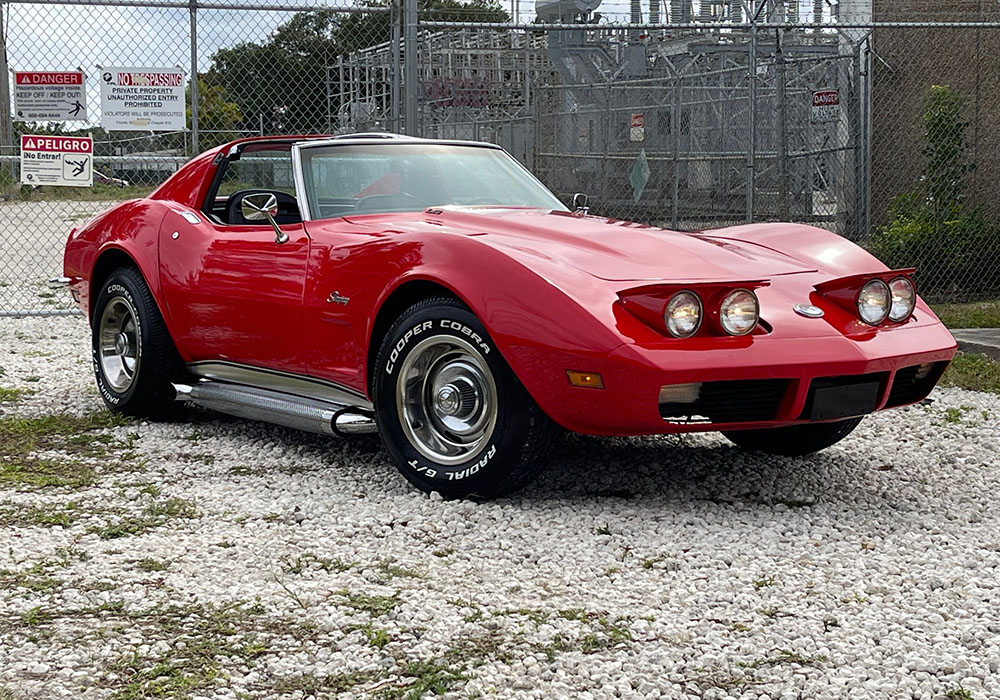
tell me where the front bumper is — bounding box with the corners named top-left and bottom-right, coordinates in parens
top-left (539, 322), bottom-right (957, 436)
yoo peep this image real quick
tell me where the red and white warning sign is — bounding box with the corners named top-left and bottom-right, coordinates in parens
top-left (811, 89), bottom-right (840, 122)
top-left (13, 71), bottom-right (88, 121)
top-left (630, 113), bottom-right (645, 142)
top-left (20, 135), bottom-right (93, 188)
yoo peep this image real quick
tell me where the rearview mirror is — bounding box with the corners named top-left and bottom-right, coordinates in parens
top-left (240, 193), bottom-right (287, 244)
top-left (572, 192), bottom-right (589, 215)
top-left (241, 193), bottom-right (279, 222)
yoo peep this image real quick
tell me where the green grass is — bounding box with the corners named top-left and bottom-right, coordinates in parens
top-left (0, 561), bottom-right (63, 594)
top-left (0, 388), bottom-right (24, 404)
top-left (100, 602), bottom-right (270, 700)
top-left (355, 621), bottom-right (391, 649)
top-left (931, 300), bottom-right (1000, 328)
top-left (0, 411), bottom-right (131, 489)
top-left (135, 558), bottom-right (170, 573)
top-left (0, 502), bottom-right (78, 528)
top-left (92, 498), bottom-right (198, 540)
top-left (376, 659), bottom-right (466, 700)
top-left (745, 649), bottom-right (827, 669)
top-left (5, 182), bottom-right (155, 203)
top-left (338, 590), bottom-right (400, 617)
top-left (940, 353), bottom-right (1000, 394)
top-left (275, 671), bottom-right (379, 696)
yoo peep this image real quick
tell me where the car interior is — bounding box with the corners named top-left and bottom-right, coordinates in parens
top-left (201, 139), bottom-right (526, 224)
top-left (204, 142), bottom-right (304, 226)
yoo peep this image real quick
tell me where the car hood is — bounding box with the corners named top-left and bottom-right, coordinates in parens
top-left (398, 207), bottom-right (818, 283)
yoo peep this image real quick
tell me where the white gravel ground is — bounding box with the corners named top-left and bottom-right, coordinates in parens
top-left (1, 315), bottom-right (999, 700)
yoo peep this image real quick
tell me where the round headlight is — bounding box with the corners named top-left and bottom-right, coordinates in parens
top-left (719, 289), bottom-right (759, 336)
top-left (857, 279), bottom-right (890, 325)
top-left (665, 291), bottom-right (702, 338)
top-left (888, 276), bottom-right (915, 322)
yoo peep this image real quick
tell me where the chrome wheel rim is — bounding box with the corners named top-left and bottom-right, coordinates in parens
top-left (98, 297), bottom-right (140, 392)
top-left (396, 335), bottom-right (497, 465)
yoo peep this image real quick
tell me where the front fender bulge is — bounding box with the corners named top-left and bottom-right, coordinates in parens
top-left (704, 222), bottom-right (889, 277)
top-left (372, 236), bottom-right (631, 430)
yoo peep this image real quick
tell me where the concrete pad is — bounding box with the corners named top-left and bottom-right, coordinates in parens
top-left (950, 328), bottom-right (1000, 361)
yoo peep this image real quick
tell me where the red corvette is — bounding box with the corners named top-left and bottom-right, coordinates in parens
top-left (61, 134), bottom-right (956, 498)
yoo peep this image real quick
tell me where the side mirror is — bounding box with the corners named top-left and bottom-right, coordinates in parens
top-left (240, 193), bottom-right (287, 244)
top-left (572, 192), bottom-right (589, 215)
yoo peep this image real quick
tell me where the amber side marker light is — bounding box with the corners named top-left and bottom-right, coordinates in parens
top-left (567, 370), bottom-right (604, 389)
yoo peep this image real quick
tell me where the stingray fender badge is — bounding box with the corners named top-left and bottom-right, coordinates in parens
top-left (326, 291), bottom-right (350, 306)
top-left (793, 303), bottom-right (824, 318)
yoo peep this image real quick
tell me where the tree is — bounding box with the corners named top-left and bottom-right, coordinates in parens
top-left (870, 85), bottom-right (998, 298)
top-left (204, 0), bottom-right (509, 135)
top-left (187, 77), bottom-right (243, 150)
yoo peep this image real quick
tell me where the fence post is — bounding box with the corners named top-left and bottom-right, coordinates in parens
top-left (671, 77), bottom-right (681, 230)
top-left (859, 36), bottom-right (871, 237)
top-left (390, 0), bottom-right (401, 133)
top-left (0, 4), bottom-right (12, 156)
top-left (403, 0), bottom-right (418, 135)
top-left (188, 0), bottom-right (200, 154)
top-left (775, 27), bottom-right (788, 220)
top-left (746, 22), bottom-right (757, 223)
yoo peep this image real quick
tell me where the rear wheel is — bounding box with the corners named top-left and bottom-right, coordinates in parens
top-left (374, 297), bottom-right (555, 499)
top-left (92, 266), bottom-right (183, 418)
top-left (722, 417), bottom-right (863, 457)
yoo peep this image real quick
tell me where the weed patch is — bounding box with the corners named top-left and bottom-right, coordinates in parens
top-left (0, 411), bottom-right (132, 490)
top-left (92, 497), bottom-right (198, 540)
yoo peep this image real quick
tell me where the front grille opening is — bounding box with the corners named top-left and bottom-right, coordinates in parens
top-left (659, 379), bottom-right (790, 424)
top-left (885, 361), bottom-right (948, 408)
top-left (798, 372), bottom-right (887, 420)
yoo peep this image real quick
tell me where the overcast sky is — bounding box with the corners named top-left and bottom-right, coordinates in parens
top-left (4, 0), bottom-right (821, 131)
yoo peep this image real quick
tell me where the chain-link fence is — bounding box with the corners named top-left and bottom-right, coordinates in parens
top-left (2, 0), bottom-right (999, 315)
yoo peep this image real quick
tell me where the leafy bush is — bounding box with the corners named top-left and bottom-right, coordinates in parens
top-left (869, 85), bottom-right (1000, 298)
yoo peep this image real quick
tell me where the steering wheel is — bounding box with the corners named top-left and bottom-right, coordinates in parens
top-left (354, 192), bottom-right (428, 213)
top-left (224, 189), bottom-right (300, 225)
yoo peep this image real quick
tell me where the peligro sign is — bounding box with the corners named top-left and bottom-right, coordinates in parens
top-left (20, 136), bottom-right (93, 153)
top-left (20, 135), bottom-right (94, 188)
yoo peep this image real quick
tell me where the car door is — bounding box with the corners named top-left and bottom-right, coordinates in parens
top-left (300, 216), bottom-right (406, 392)
top-left (158, 143), bottom-right (310, 372)
top-left (295, 142), bottom-right (422, 393)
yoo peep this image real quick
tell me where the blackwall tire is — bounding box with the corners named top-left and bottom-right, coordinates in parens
top-left (91, 267), bottom-right (183, 418)
top-left (722, 417), bottom-right (864, 457)
top-left (374, 296), bottom-right (555, 499)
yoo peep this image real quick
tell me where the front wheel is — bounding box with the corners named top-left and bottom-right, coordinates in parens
top-left (374, 297), bottom-right (555, 499)
top-left (91, 266), bottom-right (183, 418)
top-left (722, 417), bottom-right (864, 457)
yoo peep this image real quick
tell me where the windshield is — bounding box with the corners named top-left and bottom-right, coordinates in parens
top-left (298, 143), bottom-right (567, 219)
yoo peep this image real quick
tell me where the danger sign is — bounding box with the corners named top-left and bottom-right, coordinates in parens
top-left (100, 67), bottom-right (186, 131)
top-left (13, 71), bottom-right (88, 122)
top-left (20, 135), bottom-right (94, 188)
top-left (630, 113), bottom-right (645, 143)
top-left (811, 89), bottom-right (840, 122)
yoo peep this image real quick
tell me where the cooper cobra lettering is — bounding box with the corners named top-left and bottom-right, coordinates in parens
top-left (385, 320), bottom-right (434, 374)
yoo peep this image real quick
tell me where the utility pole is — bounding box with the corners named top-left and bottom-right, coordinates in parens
top-left (403, 0), bottom-right (418, 136)
top-left (0, 4), bottom-right (13, 156)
